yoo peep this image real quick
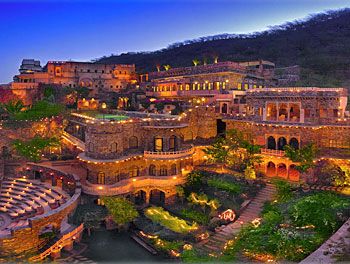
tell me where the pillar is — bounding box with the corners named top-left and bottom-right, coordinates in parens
top-left (287, 102), bottom-right (290, 122)
top-left (263, 107), bottom-right (267, 121)
top-left (276, 102), bottom-right (279, 121)
top-left (145, 191), bottom-right (150, 204)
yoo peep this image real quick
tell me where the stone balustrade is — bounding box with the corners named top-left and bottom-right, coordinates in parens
top-left (144, 146), bottom-right (194, 159)
top-left (261, 148), bottom-right (285, 157)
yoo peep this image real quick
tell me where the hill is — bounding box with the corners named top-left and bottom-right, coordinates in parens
top-left (97, 9), bottom-right (350, 88)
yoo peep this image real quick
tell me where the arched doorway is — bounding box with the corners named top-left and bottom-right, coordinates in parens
top-left (277, 163), bottom-right (287, 178)
top-left (170, 164), bottom-right (177, 175)
top-left (134, 190), bottom-right (147, 205)
top-left (266, 162), bottom-right (276, 177)
top-left (267, 136), bottom-right (276, 150)
top-left (34, 170), bottom-right (42, 180)
top-left (289, 138), bottom-right (299, 149)
top-left (149, 189), bottom-right (165, 206)
top-left (277, 137), bottom-right (287, 150)
top-left (289, 164), bottom-right (300, 181)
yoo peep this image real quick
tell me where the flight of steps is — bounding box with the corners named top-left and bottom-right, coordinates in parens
top-left (197, 183), bottom-right (276, 253)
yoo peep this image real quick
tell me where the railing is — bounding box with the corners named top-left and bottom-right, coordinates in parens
top-left (62, 131), bottom-right (85, 151)
top-left (144, 146), bottom-right (194, 159)
top-left (82, 174), bottom-right (185, 196)
top-left (29, 223), bottom-right (84, 262)
top-left (247, 87), bottom-right (346, 93)
top-left (261, 148), bottom-right (285, 157)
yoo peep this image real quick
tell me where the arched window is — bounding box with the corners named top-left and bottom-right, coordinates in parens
top-left (159, 166), bottom-right (167, 176)
top-left (267, 136), bottom-right (276, 150)
top-left (169, 135), bottom-right (177, 151)
top-left (289, 137), bottom-right (299, 149)
top-left (277, 137), bottom-right (287, 150)
top-left (154, 137), bottom-right (163, 152)
top-left (129, 166), bottom-right (139, 177)
top-left (129, 136), bottom-right (138, 149)
top-left (170, 164), bottom-right (177, 175)
top-left (149, 164), bottom-right (156, 176)
top-left (98, 172), bottom-right (105, 184)
top-left (111, 142), bottom-right (118, 152)
top-left (88, 142), bottom-right (94, 152)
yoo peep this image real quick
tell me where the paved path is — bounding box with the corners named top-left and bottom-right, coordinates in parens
top-left (60, 254), bottom-right (97, 264)
top-left (197, 183), bottom-right (276, 253)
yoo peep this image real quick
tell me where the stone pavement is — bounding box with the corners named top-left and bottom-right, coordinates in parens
top-left (197, 183), bottom-right (276, 253)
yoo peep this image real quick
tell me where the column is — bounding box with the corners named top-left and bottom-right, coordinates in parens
top-left (287, 102), bottom-right (290, 122)
top-left (276, 102), bottom-right (279, 121)
top-left (263, 108), bottom-right (267, 121)
top-left (145, 192), bottom-right (150, 204)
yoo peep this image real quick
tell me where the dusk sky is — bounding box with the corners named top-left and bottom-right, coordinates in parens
top-left (0, 0), bottom-right (349, 83)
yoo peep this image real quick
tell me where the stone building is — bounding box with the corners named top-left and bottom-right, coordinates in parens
top-left (10, 59), bottom-right (138, 104)
top-left (64, 107), bottom-right (217, 204)
top-left (221, 87), bottom-right (350, 181)
top-left (144, 60), bottom-right (277, 102)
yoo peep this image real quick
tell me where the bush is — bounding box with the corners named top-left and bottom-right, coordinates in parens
top-left (289, 192), bottom-right (350, 236)
top-left (272, 179), bottom-right (294, 202)
top-left (207, 178), bottom-right (241, 194)
top-left (180, 209), bottom-right (210, 225)
top-left (14, 100), bottom-right (64, 121)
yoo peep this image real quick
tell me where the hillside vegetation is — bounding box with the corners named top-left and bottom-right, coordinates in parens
top-left (97, 9), bottom-right (350, 88)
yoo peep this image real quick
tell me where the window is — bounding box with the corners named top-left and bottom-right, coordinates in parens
top-left (111, 143), bottom-right (117, 152)
top-left (129, 166), bottom-right (139, 177)
top-left (159, 166), bottom-right (167, 176)
top-left (149, 165), bottom-right (156, 176)
top-left (154, 137), bottom-right (163, 152)
top-left (98, 172), bottom-right (105, 184)
top-left (129, 136), bottom-right (138, 149)
top-left (170, 164), bottom-right (177, 175)
top-left (169, 135), bottom-right (177, 151)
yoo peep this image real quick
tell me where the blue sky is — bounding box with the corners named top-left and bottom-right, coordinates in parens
top-left (0, 0), bottom-right (349, 83)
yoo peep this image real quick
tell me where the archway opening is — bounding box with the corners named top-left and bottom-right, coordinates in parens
top-left (221, 103), bottom-right (228, 114)
top-left (277, 163), bottom-right (287, 178)
top-left (135, 190), bottom-right (147, 205)
top-left (277, 137), bottom-right (287, 150)
top-left (289, 164), bottom-right (300, 181)
top-left (266, 162), bottom-right (276, 177)
top-left (267, 136), bottom-right (276, 150)
top-left (149, 164), bottom-right (156, 176)
top-left (289, 137), bottom-right (299, 149)
top-left (150, 189), bottom-right (165, 206)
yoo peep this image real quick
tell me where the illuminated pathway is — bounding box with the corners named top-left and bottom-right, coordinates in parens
top-left (197, 184), bottom-right (276, 254)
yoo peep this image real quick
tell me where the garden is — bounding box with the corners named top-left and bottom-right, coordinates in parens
top-left (204, 179), bottom-right (350, 262)
top-left (131, 170), bottom-right (265, 258)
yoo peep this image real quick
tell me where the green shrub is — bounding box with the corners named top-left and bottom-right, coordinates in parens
top-left (207, 178), bottom-right (241, 194)
top-left (272, 179), bottom-right (294, 202)
top-left (101, 196), bottom-right (138, 226)
top-left (180, 209), bottom-right (210, 225)
top-left (289, 192), bottom-right (350, 236)
top-left (145, 207), bottom-right (198, 233)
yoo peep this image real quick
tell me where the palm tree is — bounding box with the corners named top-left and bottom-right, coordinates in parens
top-left (192, 59), bottom-right (200, 66)
top-left (164, 65), bottom-right (171, 71)
top-left (2, 100), bottom-right (24, 115)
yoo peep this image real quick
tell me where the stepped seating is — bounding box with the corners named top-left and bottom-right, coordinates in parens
top-left (0, 178), bottom-right (70, 230)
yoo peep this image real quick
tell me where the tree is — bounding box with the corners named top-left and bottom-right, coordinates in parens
top-left (176, 186), bottom-right (185, 204)
top-left (284, 143), bottom-right (317, 173)
top-left (101, 196), bottom-right (139, 228)
top-left (2, 100), bottom-right (24, 116)
top-left (244, 166), bottom-right (256, 180)
top-left (203, 137), bottom-right (229, 171)
top-left (192, 58), bottom-right (200, 66)
top-left (12, 136), bottom-right (60, 162)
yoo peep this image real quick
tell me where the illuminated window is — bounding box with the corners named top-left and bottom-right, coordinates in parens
top-left (98, 172), bottom-right (105, 184)
top-left (223, 82), bottom-right (226, 89)
top-left (149, 165), bottom-right (156, 176)
top-left (186, 84), bottom-right (190, 91)
top-left (180, 85), bottom-right (183, 91)
top-left (203, 83), bottom-right (206, 90)
top-left (244, 83), bottom-right (249, 90)
top-left (192, 84), bottom-right (196, 90)
top-left (129, 166), bottom-right (139, 177)
top-left (154, 137), bottom-right (163, 152)
top-left (216, 82), bottom-right (220, 90)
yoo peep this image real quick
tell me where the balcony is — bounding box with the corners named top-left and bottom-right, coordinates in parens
top-left (144, 146), bottom-right (194, 160)
top-left (261, 148), bottom-right (285, 157)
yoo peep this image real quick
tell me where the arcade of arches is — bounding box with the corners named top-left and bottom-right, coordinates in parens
top-left (259, 160), bottom-right (300, 181)
top-left (266, 135), bottom-right (300, 150)
top-left (133, 188), bottom-right (174, 205)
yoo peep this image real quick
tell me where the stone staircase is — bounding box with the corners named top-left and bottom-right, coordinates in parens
top-left (197, 183), bottom-right (276, 253)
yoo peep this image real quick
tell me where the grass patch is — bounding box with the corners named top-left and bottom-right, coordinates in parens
top-left (179, 209), bottom-right (210, 225)
top-left (207, 177), bottom-right (242, 194)
top-left (145, 207), bottom-right (198, 234)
